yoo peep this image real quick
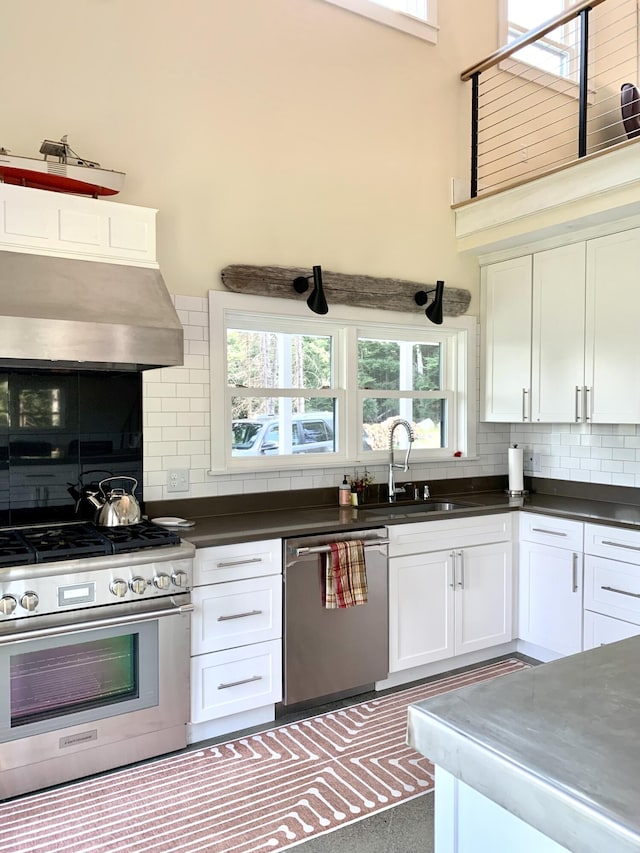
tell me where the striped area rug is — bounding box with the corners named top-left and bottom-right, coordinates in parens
top-left (0, 658), bottom-right (528, 853)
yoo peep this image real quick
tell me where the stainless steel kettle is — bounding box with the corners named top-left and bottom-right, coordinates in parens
top-left (96, 476), bottom-right (141, 527)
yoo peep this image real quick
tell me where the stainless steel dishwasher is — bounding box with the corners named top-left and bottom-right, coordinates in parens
top-left (281, 529), bottom-right (389, 708)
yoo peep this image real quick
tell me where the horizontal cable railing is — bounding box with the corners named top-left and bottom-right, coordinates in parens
top-left (460, 0), bottom-right (639, 199)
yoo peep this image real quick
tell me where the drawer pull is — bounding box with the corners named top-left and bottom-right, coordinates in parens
top-left (217, 609), bottom-right (263, 622)
top-left (218, 675), bottom-right (262, 690)
top-left (601, 540), bottom-right (640, 553)
top-left (601, 585), bottom-right (640, 599)
top-left (215, 557), bottom-right (264, 568)
top-left (531, 528), bottom-right (567, 537)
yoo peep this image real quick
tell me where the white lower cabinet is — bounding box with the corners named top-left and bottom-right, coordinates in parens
top-left (518, 514), bottom-right (584, 658)
top-left (189, 539), bottom-right (283, 741)
top-left (582, 523), bottom-right (640, 649)
top-left (583, 610), bottom-right (640, 649)
top-left (191, 639), bottom-right (282, 723)
top-left (388, 515), bottom-right (513, 672)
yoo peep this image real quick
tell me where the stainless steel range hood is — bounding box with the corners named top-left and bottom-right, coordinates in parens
top-left (0, 251), bottom-right (183, 370)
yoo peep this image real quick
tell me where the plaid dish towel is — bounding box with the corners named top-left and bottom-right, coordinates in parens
top-left (324, 540), bottom-right (368, 608)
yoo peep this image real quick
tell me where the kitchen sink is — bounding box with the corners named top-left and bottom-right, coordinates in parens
top-left (365, 501), bottom-right (475, 516)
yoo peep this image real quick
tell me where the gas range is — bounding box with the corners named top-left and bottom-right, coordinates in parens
top-left (0, 519), bottom-right (195, 622)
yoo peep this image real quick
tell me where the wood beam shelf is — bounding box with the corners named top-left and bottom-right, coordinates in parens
top-left (221, 264), bottom-right (471, 316)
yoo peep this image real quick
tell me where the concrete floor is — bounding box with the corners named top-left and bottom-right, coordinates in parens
top-left (294, 793), bottom-right (434, 852)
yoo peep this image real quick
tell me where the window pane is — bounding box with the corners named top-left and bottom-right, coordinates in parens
top-left (358, 339), bottom-right (442, 391)
top-left (228, 330), bottom-right (332, 390)
top-left (509, 0), bottom-right (565, 30)
top-left (361, 398), bottom-right (446, 450)
top-left (231, 398), bottom-right (337, 457)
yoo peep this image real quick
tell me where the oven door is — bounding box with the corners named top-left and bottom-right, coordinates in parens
top-left (0, 595), bottom-right (192, 753)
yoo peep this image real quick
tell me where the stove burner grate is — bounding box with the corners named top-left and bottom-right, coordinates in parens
top-left (0, 520), bottom-right (182, 565)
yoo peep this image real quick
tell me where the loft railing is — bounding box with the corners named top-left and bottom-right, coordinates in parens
top-left (461, 0), bottom-right (639, 199)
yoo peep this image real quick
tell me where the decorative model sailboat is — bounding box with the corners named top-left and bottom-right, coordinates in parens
top-left (0, 136), bottom-right (125, 197)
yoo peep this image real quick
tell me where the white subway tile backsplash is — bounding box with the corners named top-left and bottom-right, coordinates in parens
top-left (174, 295), bottom-right (207, 312)
top-left (184, 325), bottom-right (204, 341)
top-left (146, 441), bottom-right (177, 457)
top-left (176, 383), bottom-right (207, 398)
top-left (147, 413), bottom-right (178, 428)
top-left (187, 311), bottom-right (208, 327)
top-left (160, 398), bottom-right (191, 412)
top-left (188, 340), bottom-right (209, 357)
top-left (176, 412), bottom-right (207, 427)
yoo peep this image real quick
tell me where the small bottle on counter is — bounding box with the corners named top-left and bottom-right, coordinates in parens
top-left (350, 481), bottom-right (359, 507)
top-left (339, 475), bottom-right (351, 506)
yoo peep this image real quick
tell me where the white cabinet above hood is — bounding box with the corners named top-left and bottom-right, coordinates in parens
top-left (0, 184), bottom-right (183, 370)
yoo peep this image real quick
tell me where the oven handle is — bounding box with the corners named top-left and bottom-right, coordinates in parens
top-left (0, 603), bottom-right (194, 645)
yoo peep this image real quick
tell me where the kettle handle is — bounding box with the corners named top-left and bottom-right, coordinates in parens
top-left (98, 476), bottom-right (138, 497)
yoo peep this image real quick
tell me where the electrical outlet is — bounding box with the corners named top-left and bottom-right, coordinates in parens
top-left (167, 469), bottom-right (190, 493)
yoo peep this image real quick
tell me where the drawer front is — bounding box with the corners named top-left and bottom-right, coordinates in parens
top-left (519, 512), bottom-right (583, 550)
top-left (388, 513), bottom-right (512, 557)
top-left (194, 538), bottom-right (282, 585)
top-left (191, 575), bottom-right (282, 656)
top-left (190, 639), bottom-right (282, 723)
top-left (584, 523), bottom-right (640, 566)
top-left (584, 554), bottom-right (640, 625)
top-left (583, 610), bottom-right (640, 650)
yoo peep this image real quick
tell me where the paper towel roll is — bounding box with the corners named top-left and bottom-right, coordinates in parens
top-left (508, 446), bottom-right (524, 493)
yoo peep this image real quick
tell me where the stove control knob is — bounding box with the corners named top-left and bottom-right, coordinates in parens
top-left (110, 579), bottom-right (128, 598)
top-left (129, 576), bottom-right (147, 595)
top-left (0, 595), bottom-right (17, 615)
top-left (153, 573), bottom-right (171, 590)
top-left (20, 591), bottom-right (39, 612)
top-left (172, 570), bottom-right (189, 588)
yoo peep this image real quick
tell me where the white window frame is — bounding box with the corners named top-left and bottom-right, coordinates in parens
top-left (319, 0), bottom-right (438, 44)
top-left (208, 291), bottom-right (476, 475)
top-left (499, 0), bottom-right (582, 96)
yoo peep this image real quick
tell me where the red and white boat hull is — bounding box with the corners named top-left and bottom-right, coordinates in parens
top-left (0, 153), bottom-right (125, 197)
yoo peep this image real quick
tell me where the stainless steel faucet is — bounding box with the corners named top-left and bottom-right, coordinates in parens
top-left (388, 418), bottom-right (415, 502)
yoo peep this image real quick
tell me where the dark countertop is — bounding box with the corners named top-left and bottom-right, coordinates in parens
top-left (407, 637), bottom-right (640, 853)
top-left (147, 481), bottom-right (640, 548)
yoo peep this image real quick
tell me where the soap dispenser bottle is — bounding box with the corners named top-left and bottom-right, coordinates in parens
top-left (339, 475), bottom-right (351, 506)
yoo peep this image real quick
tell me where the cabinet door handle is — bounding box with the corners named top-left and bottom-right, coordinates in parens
top-left (215, 557), bottom-right (263, 568)
top-left (449, 552), bottom-right (456, 588)
top-left (522, 388), bottom-right (529, 422)
top-left (572, 553), bottom-right (578, 593)
top-left (601, 540), bottom-right (640, 552)
top-left (584, 386), bottom-right (591, 422)
top-left (601, 585), bottom-right (640, 599)
top-left (531, 528), bottom-right (567, 537)
top-left (217, 609), bottom-right (263, 622)
top-left (457, 550), bottom-right (465, 589)
top-left (575, 386), bottom-right (582, 423)
top-left (217, 675), bottom-right (262, 690)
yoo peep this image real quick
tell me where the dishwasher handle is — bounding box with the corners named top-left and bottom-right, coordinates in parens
top-left (294, 539), bottom-right (389, 556)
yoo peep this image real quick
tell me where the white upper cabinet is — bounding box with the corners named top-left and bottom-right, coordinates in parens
top-left (482, 225), bottom-right (640, 424)
top-left (531, 243), bottom-right (586, 423)
top-left (481, 255), bottom-right (532, 422)
top-left (585, 228), bottom-right (640, 424)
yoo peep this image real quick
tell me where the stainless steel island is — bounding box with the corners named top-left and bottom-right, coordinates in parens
top-left (407, 641), bottom-right (640, 853)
